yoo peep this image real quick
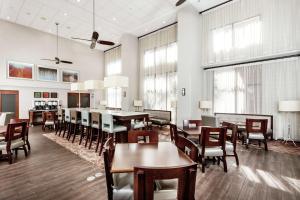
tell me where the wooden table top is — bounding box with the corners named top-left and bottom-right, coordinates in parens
top-left (177, 126), bottom-right (212, 136)
top-left (111, 142), bottom-right (194, 173)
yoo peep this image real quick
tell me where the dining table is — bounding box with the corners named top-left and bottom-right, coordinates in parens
top-left (177, 125), bottom-right (211, 138)
top-left (111, 142), bottom-right (195, 173)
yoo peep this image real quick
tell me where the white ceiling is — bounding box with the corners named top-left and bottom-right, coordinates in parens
top-left (0, 0), bottom-right (227, 51)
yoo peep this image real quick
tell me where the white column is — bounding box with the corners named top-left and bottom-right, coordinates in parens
top-left (177, 5), bottom-right (203, 124)
top-left (120, 34), bottom-right (139, 111)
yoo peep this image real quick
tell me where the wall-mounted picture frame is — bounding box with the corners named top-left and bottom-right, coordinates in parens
top-left (62, 69), bottom-right (79, 83)
top-left (7, 60), bottom-right (34, 80)
top-left (34, 92), bottom-right (42, 98)
top-left (51, 92), bottom-right (58, 98)
top-left (43, 92), bottom-right (50, 98)
top-left (37, 65), bottom-right (58, 82)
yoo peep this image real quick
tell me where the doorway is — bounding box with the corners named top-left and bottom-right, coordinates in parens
top-left (0, 90), bottom-right (19, 119)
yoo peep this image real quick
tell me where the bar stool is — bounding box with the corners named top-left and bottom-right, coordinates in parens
top-left (56, 109), bottom-right (65, 135)
top-left (63, 109), bottom-right (71, 138)
top-left (79, 110), bottom-right (91, 146)
top-left (68, 110), bottom-right (81, 143)
top-left (90, 112), bottom-right (102, 151)
top-left (99, 113), bottom-right (127, 155)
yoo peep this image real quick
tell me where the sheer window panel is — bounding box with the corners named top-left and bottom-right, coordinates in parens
top-left (107, 88), bottom-right (122, 108)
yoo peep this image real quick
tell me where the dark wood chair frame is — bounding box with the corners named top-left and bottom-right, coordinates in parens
top-left (42, 111), bottom-right (56, 131)
top-left (134, 164), bottom-right (198, 200)
top-left (222, 122), bottom-right (239, 166)
top-left (0, 122), bottom-right (28, 164)
top-left (128, 130), bottom-right (158, 143)
top-left (10, 119), bottom-right (31, 151)
top-left (103, 137), bottom-right (115, 200)
top-left (175, 135), bottom-right (198, 162)
top-left (56, 109), bottom-right (65, 136)
top-left (68, 110), bottom-right (81, 143)
top-left (169, 123), bottom-right (179, 143)
top-left (243, 118), bottom-right (268, 151)
top-left (199, 127), bottom-right (227, 173)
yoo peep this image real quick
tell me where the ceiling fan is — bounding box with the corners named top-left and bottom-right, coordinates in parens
top-left (41, 23), bottom-right (73, 64)
top-left (176, 0), bottom-right (186, 6)
top-left (71, 0), bottom-right (115, 49)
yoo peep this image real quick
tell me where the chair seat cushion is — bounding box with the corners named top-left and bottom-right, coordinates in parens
top-left (45, 120), bottom-right (54, 125)
top-left (225, 141), bottom-right (234, 155)
top-left (0, 138), bottom-right (25, 150)
top-left (249, 133), bottom-right (265, 140)
top-left (71, 120), bottom-right (81, 124)
top-left (154, 189), bottom-right (177, 200)
top-left (113, 184), bottom-right (133, 200)
top-left (156, 179), bottom-right (178, 190)
top-left (132, 122), bottom-right (145, 129)
top-left (198, 146), bottom-right (224, 157)
top-left (113, 173), bottom-right (134, 189)
top-left (103, 125), bottom-right (127, 133)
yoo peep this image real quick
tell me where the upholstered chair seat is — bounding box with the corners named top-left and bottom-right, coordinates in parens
top-left (154, 189), bottom-right (177, 200)
top-left (198, 146), bottom-right (224, 157)
top-left (0, 139), bottom-right (24, 150)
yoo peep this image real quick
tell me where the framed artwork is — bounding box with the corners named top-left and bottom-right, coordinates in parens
top-left (51, 92), bottom-right (58, 98)
top-left (34, 92), bottom-right (42, 98)
top-left (43, 92), bottom-right (50, 98)
top-left (37, 66), bottom-right (58, 82)
top-left (7, 61), bottom-right (34, 80)
top-left (62, 70), bottom-right (79, 83)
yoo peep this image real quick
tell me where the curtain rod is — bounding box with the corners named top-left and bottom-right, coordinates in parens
top-left (203, 52), bottom-right (300, 70)
top-left (199, 0), bottom-right (233, 14)
top-left (104, 44), bottom-right (121, 53)
top-left (138, 22), bottom-right (178, 39)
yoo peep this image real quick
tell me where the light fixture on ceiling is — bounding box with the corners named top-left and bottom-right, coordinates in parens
top-left (64, 13), bottom-right (68, 16)
top-left (77, 0), bottom-right (81, 2)
top-left (6, 16), bottom-right (10, 20)
top-left (112, 17), bottom-right (117, 21)
top-left (162, 21), bottom-right (166, 24)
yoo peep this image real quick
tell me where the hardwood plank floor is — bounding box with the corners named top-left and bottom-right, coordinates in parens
top-left (0, 126), bottom-right (299, 200)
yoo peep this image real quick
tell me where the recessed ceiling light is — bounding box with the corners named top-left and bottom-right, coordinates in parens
top-left (162, 21), bottom-right (166, 24)
top-left (6, 16), bottom-right (10, 20)
top-left (77, 0), bottom-right (80, 2)
top-left (64, 13), bottom-right (68, 16)
top-left (112, 17), bottom-right (117, 21)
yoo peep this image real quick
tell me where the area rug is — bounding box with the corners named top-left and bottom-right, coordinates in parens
top-left (43, 132), bottom-right (104, 169)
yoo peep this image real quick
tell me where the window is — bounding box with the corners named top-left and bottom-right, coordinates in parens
top-left (212, 16), bottom-right (262, 54)
top-left (214, 65), bottom-right (262, 114)
top-left (104, 47), bottom-right (122, 108)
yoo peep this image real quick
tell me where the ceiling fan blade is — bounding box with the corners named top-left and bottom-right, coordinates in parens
top-left (176, 0), bottom-right (186, 6)
top-left (98, 40), bottom-right (115, 46)
top-left (71, 37), bottom-right (92, 42)
top-left (41, 58), bottom-right (56, 62)
top-left (60, 60), bottom-right (73, 64)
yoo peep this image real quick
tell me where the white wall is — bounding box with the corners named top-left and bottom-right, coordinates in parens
top-left (177, 5), bottom-right (203, 124)
top-left (121, 34), bottom-right (139, 111)
top-left (0, 20), bottom-right (105, 118)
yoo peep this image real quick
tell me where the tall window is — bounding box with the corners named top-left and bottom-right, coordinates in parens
top-left (104, 47), bottom-right (122, 108)
top-left (214, 65), bottom-right (262, 114)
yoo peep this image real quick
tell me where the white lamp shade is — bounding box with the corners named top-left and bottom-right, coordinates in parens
top-left (133, 100), bottom-right (143, 107)
top-left (199, 100), bottom-right (212, 109)
top-left (171, 100), bottom-right (177, 108)
top-left (71, 82), bottom-right (85, 91)
top-left (84, 80), bottom-right (104, 90)
top-left (100, 100), bottom-right (107, 106)
top-left (104, 76), bottom-right (128, 88)
top-left (278, 100), bottom-right (300, 112)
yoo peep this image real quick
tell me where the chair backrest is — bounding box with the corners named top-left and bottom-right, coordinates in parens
top-left (81, 110), bottom-right (90, 126)
top-left (246, 118), bottom-right (268, 135)
top-left (57, 109), bottom-right (64, 120)
top-left (134, 164), bottom-right (197, 200)
top-left (64, 109), bottom-right (71, 122)
top-left (128, 130), bottom-right (158, 143)
top-left (102, 113), bottom-right (114, 133)
top-left (0, 112), bottom-right (14, 126)
top-left (221, 121), bottom-right (238, 145)
top-left (10, 119), bottom-right (29, 138)
top-left (70, 110), bottom-right (80, 123)
top-left (169, 123), bottom-right (179, 143)
top-left (201, 115), bottom-right (219, 127)
top-left (200, 127), bottom-right (226, 150)
top-left (175, 135), bottom-right (198, 162)
top-left (91, 112), bottom-right (101, 129)
top-left (5, 122), bottom-right (27, 149)
top-left (183, 120), bottom-right (202, 128)
top-left (42, 111), bottom-right (55, 122)
top-left (103, 137), bottom-right (115, 200)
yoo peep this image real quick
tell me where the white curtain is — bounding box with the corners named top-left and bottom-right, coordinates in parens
top-left (201, 0), bottom-right (300, 65)
top-left (104, 46), bottom-right (122, 108)
top-left (139, 24), bottom-right (177, 121)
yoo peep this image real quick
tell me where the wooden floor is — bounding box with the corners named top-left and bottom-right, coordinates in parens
top-left (0, 127), bottom-right (300, 200)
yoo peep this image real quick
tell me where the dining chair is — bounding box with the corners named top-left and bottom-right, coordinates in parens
top-left (134, 164), bottom-right (197, 200)
top-left (175, 135), bottom-right (198, 162)
top-left (128, 130), bottom-right (158, 143)
top-left (63, 109), bottom-right (71, 138)
top-left (42, 111), bottom-right (56, 131)
top-left (56, 109), bottom-right (64, 135)
top-left (199, 127), bottom-right (227, 173)
top-left (0, 121), bottom-right (28, 164)
top-left (222, 122), bottom-right (239, 166)
top-left (10, 119), bottom-right (31, 151)
top-left (169, 123), bottom-right (179, 143)
top-left (90, 112), bottom-right (103, 152)
top-left (79, 110), bottom-right (91, 146)
top-left (100, 113), bottom-right (127, 156)
top-left (242, 118), bottom-right (268, 151)
top-left (103, 137), bottom-right (133, 200)
top-left (68, 110), bottom-right (81, 143)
